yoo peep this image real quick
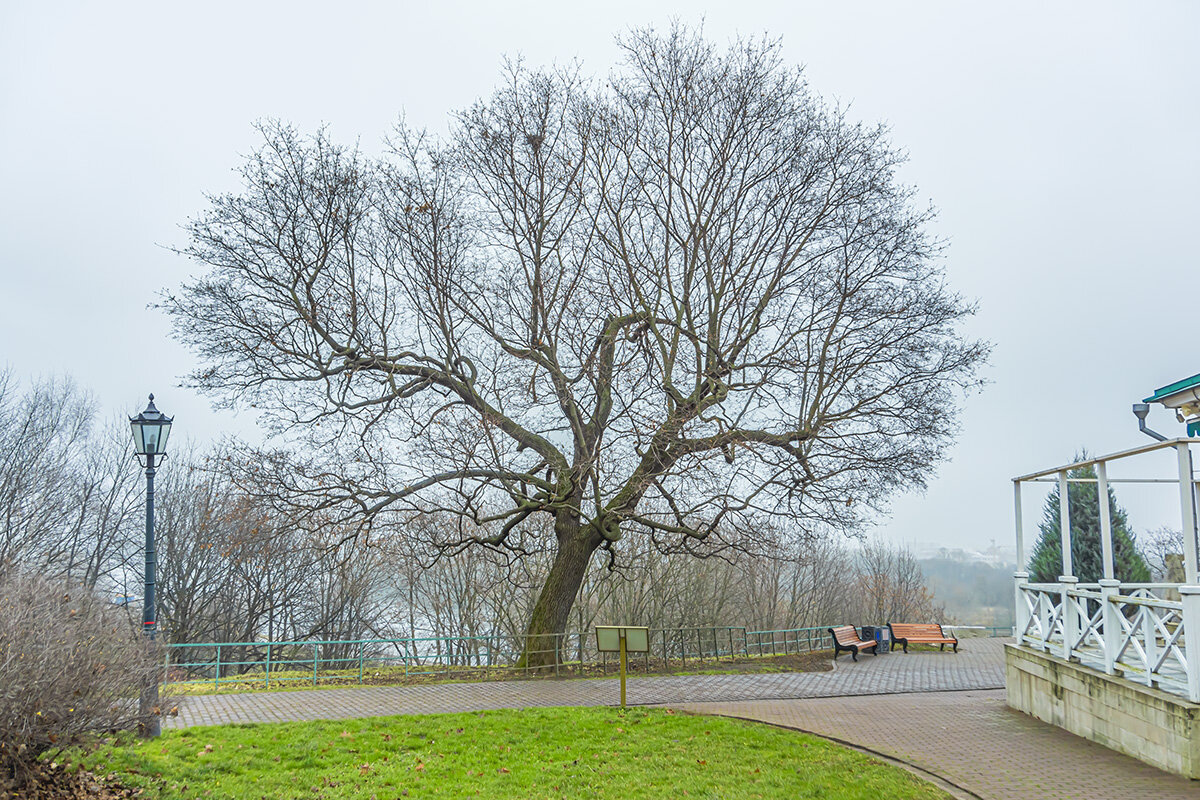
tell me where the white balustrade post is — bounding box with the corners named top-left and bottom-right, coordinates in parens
top-left (1099, 579), bottom-right (1120, 675)
top-left (1180, 586), bottom-right (1200, 703)
top-left (1038, 586), bottom-right (1051, 652)
top-left (1060, 575), bottom-right (1078, 661)
top-left (1014, 571), bottom-right (1030, 640)
top-left (1096, 462), bottom-right (1115, 581)
top-left (1141, 599), bottom-right (1157, 687)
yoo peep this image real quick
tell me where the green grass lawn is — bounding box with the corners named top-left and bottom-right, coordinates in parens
top-left (76, 707), bottom-right (949, 799)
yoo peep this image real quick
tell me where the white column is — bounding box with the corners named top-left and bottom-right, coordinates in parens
top-left (1180, 586), bottom-right (1200, 703)
top-left (1013, 481), bottom-right (1025, 570)
top-left (1177, 444), bottom-right (1199, 585)
top-left (1097, 461), bottom-right (1115, 581)
top-left (1058, 470), bottom-right (1074, 578)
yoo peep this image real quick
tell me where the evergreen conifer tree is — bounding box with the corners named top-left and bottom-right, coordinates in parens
top-left (1027, 460), bottom-right (1150, 583)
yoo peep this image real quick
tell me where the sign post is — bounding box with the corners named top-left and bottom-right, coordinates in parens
top-left (595, 625), bottom-right (650, 710)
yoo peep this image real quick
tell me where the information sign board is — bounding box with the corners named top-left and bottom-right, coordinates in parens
top-left (595, 625), bottom-right (649, 709)
top-left (595, 625), bottom-right (650, 653)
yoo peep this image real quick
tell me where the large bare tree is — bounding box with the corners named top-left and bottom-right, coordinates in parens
top-left (166, 26), bottom-right (987, 665)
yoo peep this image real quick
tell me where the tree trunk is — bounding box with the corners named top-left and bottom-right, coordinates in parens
top-left (519, 511), bottom-right (601, 669)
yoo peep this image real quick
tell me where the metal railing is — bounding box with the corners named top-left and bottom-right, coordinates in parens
top-left (162, 624), bottom-right (899, 690)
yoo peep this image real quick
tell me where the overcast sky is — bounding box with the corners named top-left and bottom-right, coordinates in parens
top-left (2, 1), bottom-right (1197, 555)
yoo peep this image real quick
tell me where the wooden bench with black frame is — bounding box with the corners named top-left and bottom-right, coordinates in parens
top-left (828, 625), bottom-right (878, 662)
top-left (887, 622), bottom-right (958, 653)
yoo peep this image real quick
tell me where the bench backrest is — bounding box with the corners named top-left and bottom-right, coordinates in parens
top-left (830, 625), bottom-right (862, 646)
top-left (890, 623), bottom-right (946, 638)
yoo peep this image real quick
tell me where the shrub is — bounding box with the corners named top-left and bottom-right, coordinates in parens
top-left (0, 569), bottom-right (164, 784)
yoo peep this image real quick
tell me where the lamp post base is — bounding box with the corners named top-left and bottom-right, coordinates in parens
top-left (139, 681), bottom-right (161, 738)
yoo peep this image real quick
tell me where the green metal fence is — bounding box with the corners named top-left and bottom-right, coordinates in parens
top-left (163, 624), bottom-right (1010, 689)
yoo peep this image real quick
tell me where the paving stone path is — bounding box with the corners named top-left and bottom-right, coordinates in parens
top-left (677, 690), bottom-right (1199, 799)
top-left (169, 636), bottom-right (1006, 728)
top-left (168, 637), bottom-right (1199, 798)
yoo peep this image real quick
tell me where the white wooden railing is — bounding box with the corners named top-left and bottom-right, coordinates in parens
top-left (1015, 574), bottom-right (1200, 701)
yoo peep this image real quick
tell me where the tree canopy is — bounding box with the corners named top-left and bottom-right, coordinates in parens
top-left (1027, 461), bottom-right (1150, 583)
top-left (165, 25), bottom-right (988, 664)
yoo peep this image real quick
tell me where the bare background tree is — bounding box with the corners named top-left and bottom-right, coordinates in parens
top-left (165, 26), bottom-right (984, 665)
top-left (1142, 526), bottom-right (1186, 583)
top-left (0, 365), bottom-right (949, 685)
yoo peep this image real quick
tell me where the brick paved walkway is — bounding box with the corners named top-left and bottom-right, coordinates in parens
top-left (675, 689), bottom-right (1198, 799)
top-left (169, 636), bottom-right (1006, 728)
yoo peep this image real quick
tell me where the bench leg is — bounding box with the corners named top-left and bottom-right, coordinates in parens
top-left (953, 642), bottom-right (958, 653)
top-left (851, 647), bottom-right (858, 662)
top-left (940, 643), bottom-right (945, 651)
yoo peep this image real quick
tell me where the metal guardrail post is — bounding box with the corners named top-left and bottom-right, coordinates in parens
top-left (313, 642), bottom-right (318, 686)
top-left (358, 641), bottom-right (365, 684)
top-left (214, 644), bottom-right (221, 689)
top-left (265, 643), bottom-right (272, 688)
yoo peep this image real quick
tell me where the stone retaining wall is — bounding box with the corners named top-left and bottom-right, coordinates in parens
top-left (1005, 643), bottom-right (1200, 779)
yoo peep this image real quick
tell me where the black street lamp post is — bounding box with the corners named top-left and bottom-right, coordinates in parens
top-left (130, 394), bottom-right (172, 737)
